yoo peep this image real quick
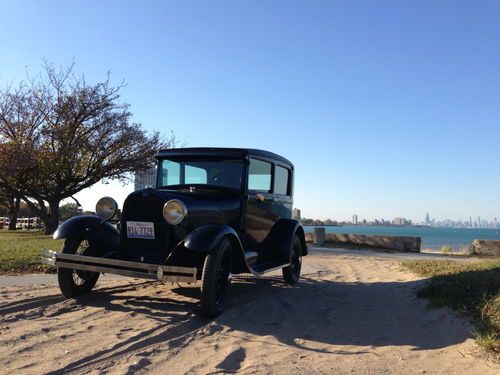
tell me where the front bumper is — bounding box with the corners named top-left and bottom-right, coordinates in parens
top-left (41, 249), bottom-right (197, 283)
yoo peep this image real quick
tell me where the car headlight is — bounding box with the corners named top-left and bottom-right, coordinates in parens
top-left (95, 197), bottom-right (118, 220)
top-left (163, 199), bottom-right (187, 225)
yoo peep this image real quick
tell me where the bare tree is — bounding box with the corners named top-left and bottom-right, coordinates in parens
top-left (0, 61), bottom-right (174, 234)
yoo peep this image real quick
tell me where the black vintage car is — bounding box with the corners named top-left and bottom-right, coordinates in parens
top-left (42, 148), bottom-right (307, 317)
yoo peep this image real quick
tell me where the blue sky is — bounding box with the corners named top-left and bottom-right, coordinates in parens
top-left (1, 1), bottom-right (499, 222)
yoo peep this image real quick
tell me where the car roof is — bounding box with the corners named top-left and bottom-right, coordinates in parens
top-left (155, 147), bottom-right (294, 169)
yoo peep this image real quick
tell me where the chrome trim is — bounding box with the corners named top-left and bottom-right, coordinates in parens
top-left (41, 249), bottom-right (197, 283)
top-left (41, 256), bottom-right (56, 266)
top-left (55, 261), bottom-right (158, 280)
top-left (162, 199), bottom-right (188, 225)
top-left (95, 196), bottom-right (118, 220)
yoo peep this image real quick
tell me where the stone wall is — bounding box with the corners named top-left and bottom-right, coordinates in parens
top-left (469, 240), bottom-right (500, 256)
top-left (305, 231), bottom-right (421, 252)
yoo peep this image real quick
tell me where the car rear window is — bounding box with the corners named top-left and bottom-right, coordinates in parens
top-left (274, 165), bottom-right (290, 195)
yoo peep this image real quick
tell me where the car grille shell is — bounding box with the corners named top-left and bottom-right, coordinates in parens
top-left (119, 192), bottom-right (172, 264)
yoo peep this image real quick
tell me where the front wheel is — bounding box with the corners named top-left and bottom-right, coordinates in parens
top-left (282, 235), bottom-right (302, 284)
top-left (200, 238), bottom-right (233, 318)
top-left (57, 237), bottom-right (100, 298)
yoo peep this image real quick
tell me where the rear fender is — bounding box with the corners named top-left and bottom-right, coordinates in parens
top-left (264, 219), bottom-right (308, 261)
top-left (53, 215), bottom-right (120, 254)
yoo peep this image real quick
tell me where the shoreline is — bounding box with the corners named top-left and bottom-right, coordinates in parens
top-left (302, 224), bottom-right (500, 231)
top-left (303, 224), bottom-right (500, 251)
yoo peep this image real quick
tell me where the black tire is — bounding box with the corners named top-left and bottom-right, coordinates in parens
top-left (200, 237), bottom-right (233, 318)
top-left (282, 235), bottom-right (302, 285)
top-left (57, 237), bottom-right (100, 298)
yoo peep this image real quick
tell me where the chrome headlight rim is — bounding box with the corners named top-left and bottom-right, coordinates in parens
top-left (163, 199), bottom-right (187, 225)
top-left (95, 196), bottom-right (118, 221)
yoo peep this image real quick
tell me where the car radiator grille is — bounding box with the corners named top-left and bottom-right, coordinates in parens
top-left (119, 194), bottom-right (172, 264)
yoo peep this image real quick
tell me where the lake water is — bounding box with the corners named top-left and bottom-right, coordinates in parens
top-left (303, 225), bottom-right (500, 250)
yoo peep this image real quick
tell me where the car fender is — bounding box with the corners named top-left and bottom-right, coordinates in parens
top-left (182, 224), bottom-right (249, 273)
top-left (53, 215), bottom-right (120, 253)
top-left (264, 219), bottom-right (308, 261)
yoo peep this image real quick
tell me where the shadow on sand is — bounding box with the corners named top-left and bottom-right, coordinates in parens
top-left (3, 274), bottom-right (472, 374)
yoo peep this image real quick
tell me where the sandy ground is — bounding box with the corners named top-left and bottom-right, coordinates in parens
top-left (0, 250), bottom-right (498, 375)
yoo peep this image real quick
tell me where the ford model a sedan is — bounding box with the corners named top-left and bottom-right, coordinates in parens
top-left (42, 148), bottom-right (307, 317)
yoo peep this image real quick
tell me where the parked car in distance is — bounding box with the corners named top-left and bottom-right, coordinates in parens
top-left (15, 217), bottom-right (42, 230)
top-left (0, 217), bottom-right (8, 229)
top-left (42, 148), bottom-right (307, 317)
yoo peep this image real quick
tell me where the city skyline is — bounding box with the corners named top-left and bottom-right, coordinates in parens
top-left (301, 211), bottom-right (499, 228)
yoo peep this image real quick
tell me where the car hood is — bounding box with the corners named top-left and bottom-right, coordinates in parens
top-left (122, 187), bottom-right (241, 225)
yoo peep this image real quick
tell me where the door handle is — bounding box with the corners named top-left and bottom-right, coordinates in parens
top-left (255, 193), bottom-right (265, 202)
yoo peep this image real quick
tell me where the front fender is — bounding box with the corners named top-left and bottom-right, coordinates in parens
top-left (180, 224), bottom-right (249, 274)
top-left (183, 224), bottom-right (241, 252)
top-left (53, 215), bottom-right (120, 253)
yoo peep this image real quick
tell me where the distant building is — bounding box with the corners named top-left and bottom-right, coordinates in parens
top-left (292, 208), bottom-right (301, 220)
top-left (392, 217), bottom-right (408, 226)
top-left (352, 214), bottom-right (358, 225)
top-left (134, 168), bottom-right (156, 191)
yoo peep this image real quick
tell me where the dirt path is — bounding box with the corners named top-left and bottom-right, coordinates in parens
top-left (0, 252), bottom-right (498, 374)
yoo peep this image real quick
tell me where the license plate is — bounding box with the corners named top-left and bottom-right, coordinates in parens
top-left (126, 221), bottom-right (155, 239)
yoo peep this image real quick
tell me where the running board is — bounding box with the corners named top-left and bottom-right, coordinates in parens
top-left (41, 249), bottom-right (197, 284)
top-left (250, 261), bottom-right (291, 276)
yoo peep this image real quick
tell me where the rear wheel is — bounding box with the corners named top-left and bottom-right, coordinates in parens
top-left (200, 238), bottom-right (233, 318)
top-left (282, 235), bottom-right (302, 284)
top-left (57, 237), bottom-right (100, 298)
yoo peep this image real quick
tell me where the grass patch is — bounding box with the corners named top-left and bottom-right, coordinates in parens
top-left (0, 230), bottom-right (63, 274)
top-left (402, 259), bottom-right (500, 358)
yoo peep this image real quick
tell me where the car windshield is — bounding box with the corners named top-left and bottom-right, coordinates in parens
top-left (157, 158), bottom-right (244, 190)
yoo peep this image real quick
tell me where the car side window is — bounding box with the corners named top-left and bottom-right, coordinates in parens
top-left (248, 158), bottom-right (272, 192)
top-left (274, 165), bottom-right (290, 195)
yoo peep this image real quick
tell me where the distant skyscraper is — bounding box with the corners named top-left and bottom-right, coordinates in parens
top-left (292, 208), bottom-right (301, 220)
top-left (393, 217), bottom-right (407, 226)
top-left (425, 213), bottom-right (430, 226)
top-left (352, 214), bottom-right (358, 225)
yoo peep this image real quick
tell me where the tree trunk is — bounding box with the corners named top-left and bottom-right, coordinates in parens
top-left (42, 200), bottom-right (61, 235)
top-left (18, 196), bottom-right (55, 235)
top-left (8, 197), bottom-right (20, 231)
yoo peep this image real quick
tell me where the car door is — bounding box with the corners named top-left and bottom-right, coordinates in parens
top-left (242, 158), bottom-right (278, 252)
top-left (271, 164), bottom-right (293, 220)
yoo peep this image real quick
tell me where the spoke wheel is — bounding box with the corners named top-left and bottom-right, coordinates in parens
top-left (282, 235), bottom-right (302, 285)
top-left (200, 238), bottom-right (233, 318)
top-left (57, 237), bottom-right (100, 298)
